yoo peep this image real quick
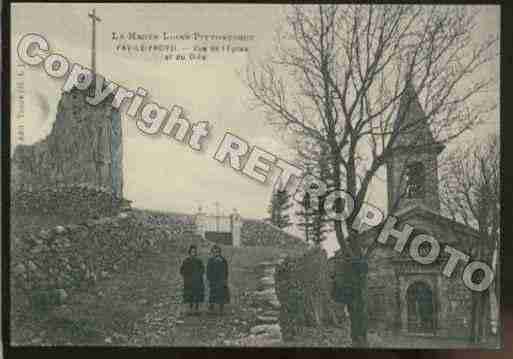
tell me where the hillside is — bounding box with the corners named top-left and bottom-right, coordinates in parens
top-left (10, 190), bottom-right (308, 345)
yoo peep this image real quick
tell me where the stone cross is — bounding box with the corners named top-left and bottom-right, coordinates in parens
top-left (88, 9), bottom-right (101, 75)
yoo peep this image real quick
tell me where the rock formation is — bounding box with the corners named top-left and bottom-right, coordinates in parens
top-left (12, 88), bottom-right (123, 198)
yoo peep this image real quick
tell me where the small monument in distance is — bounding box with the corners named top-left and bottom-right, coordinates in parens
top-left (230, 208), bottom-right (242, 248)
top-left (194, 205), bottom-right (208, 240)
top-left (194, 204), bottom-right (242, 247)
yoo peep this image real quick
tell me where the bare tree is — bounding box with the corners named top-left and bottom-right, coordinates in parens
top-left (440, 134), bottom-right (500, 343)
top-left (244, 4), bottom-right (497, 346)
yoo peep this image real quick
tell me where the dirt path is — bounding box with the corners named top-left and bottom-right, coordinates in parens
top-left (126, 241), bottom-right (284, 346)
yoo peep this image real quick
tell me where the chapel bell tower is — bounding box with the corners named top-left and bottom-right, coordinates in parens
top-left (386, 80), bottom-right (445, 214)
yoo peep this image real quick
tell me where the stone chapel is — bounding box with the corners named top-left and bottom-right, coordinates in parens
top-left (333, 80), bottom-right (485, 339)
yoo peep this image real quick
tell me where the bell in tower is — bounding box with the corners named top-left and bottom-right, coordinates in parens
top-left (386, 79), bottom-right (445, 214)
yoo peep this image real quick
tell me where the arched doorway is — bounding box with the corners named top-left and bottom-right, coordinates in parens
top-left (406, 281), bottom-right (435, 333)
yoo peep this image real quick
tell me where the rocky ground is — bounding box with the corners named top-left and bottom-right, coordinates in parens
top-left (126, 247), bottom-right (288, 347)
top-left (12, 231), bottom-right (304, 347)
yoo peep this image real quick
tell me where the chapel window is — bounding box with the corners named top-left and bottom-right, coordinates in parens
top-left (405, 161), bottom-right (425, 198)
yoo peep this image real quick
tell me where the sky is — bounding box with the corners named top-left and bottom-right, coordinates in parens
top-left (11, 4), bottom-right (500, 254)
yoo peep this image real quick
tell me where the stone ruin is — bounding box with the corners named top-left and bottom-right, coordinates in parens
top-left (11, 88), bottom-right (123, 198)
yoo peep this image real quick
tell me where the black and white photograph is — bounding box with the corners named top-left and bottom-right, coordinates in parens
top-left (5, 2), bottom-right (502, 350)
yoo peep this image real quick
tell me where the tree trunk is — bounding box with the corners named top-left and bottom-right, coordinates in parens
top-left (301, 247), bottom-right (339, 326)
top-left (347, 264), bottom-right (369, 347)
top-left (471, 290), bottom-right (489, 344)
top-left (330, 148), bottom-right (369, 346)
top-left (470, 234), bottom-right (491, 344)
top-left (470, 291), bottom-right (480, 343)
top-left (333, 255), bottom-right (369, 347)
top-left (480, 291), bottom-right (489, 340)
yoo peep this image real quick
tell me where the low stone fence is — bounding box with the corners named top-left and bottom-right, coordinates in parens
top-left (130, 210), bottom-right (196, 238)
top-left (12, 185), bottom-right (130, 224)
top-left (241, 220), bottom-right (303, 247)
top-left (224, 256), bottom-right (286, 346)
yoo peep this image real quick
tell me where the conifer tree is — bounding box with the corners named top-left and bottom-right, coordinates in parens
top-left (267, 183), bottom-right (293, 229)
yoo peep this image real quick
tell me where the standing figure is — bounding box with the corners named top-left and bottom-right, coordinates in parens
top-left (207, 245), bottom-right (230, 315)
top-left (179, 245), bottom-right (205, 315)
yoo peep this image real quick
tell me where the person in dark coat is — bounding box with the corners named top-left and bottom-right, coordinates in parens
top-left (179, 245), bottom-right (205, 315)
top-left (206, 245), bottom-right (230, 315)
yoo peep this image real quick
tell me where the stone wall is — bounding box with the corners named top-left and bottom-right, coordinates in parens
top-left (225, 258), bottom-right (286, 346)
top-left (130, 210), bottom-right (196, 238)
top-left (367, 256), bottom-right (401, 333)
top-left (12, 89), bottom-right (123, 198)
top-left (132, 211), bottom-right (303, 248)
top-left (12, 185), bottom-right (130, 226)
top-left (10, 186), bottom-right (175, 318)
top-left (438, 263), bottom-right (473, 338)
top-left (241, 219), bottom-right (304, 247)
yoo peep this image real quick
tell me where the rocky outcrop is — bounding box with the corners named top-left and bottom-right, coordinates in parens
top-left (11, 209), bottom-right (171, 315)
top-left (12, 89), bottom-right (123, 197)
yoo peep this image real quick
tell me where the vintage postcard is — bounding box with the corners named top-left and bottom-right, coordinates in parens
top-left (7, 2), bottom-right (501, 349)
